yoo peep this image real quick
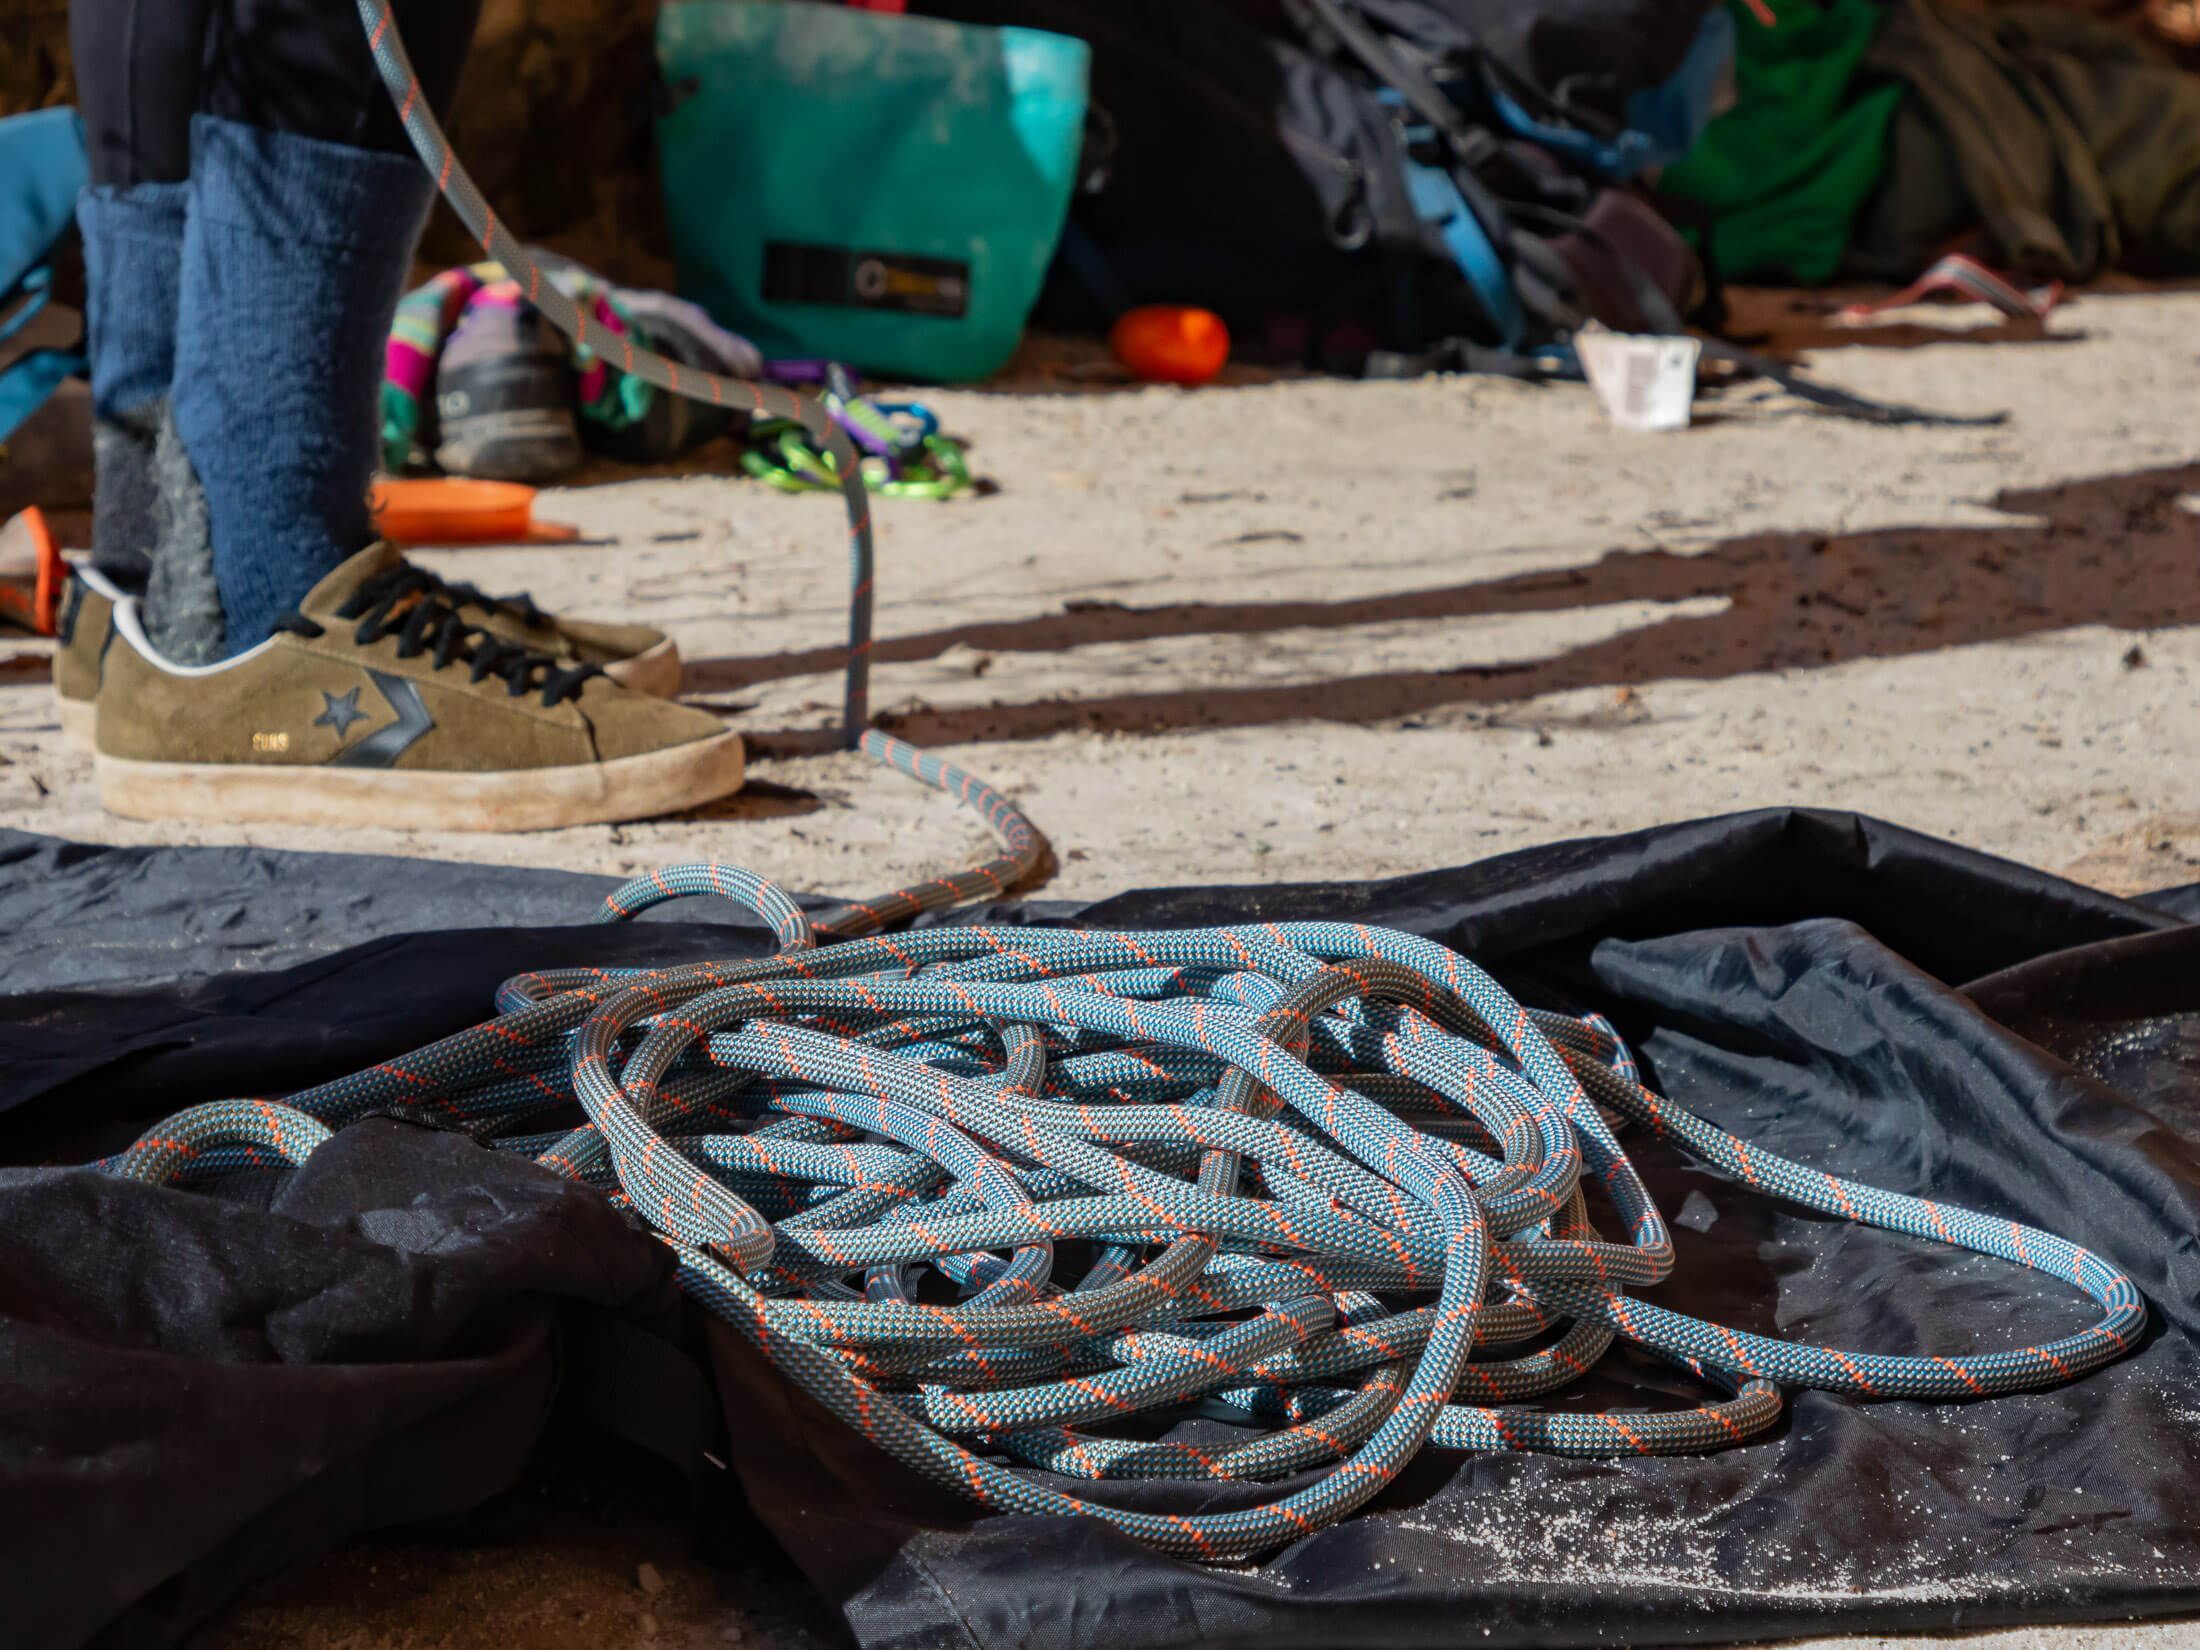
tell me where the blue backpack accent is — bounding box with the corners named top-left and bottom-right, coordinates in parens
top-left (1382, 96), bottom-right (1526, 351)
top-left (0, 108), bottom-right (89, 448)
top-left (1483, 7), bottom-right (1736, 181)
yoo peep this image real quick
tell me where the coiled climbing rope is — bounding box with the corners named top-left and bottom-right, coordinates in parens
top-left (98, 0), bottom-right (2152, 1568)
top-left (105, 741), bottom-right (2146, 1561)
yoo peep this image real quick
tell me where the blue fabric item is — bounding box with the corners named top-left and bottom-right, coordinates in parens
top-left (76, 182), bottom-right (188, 419)
top-left (0, 108), bottom-right (86, 300)
top-left (1487, 8), bottom-right (1737, 180)
top-left (170, 115), bottom-right (432, 654)
top-left (1, 108), bottom-right (91, 445)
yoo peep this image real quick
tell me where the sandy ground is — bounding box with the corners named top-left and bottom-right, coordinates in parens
top-left (8, 289), bottom-right (2200, 1647)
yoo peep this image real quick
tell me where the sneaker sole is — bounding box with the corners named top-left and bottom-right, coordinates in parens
top-left (56, 690), bottom-right (95, 748)
top-left (96, 730), bottom-right (745, 832)
top-left (434, 411), bottom-right (583, 483)
top-left (602, 637), bottom-right (683, 698)
top-left (436, 356), bottom-right (581, 482)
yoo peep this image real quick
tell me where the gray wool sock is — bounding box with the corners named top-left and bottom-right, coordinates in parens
top-left (143, 403), bottom-right (225, 665)
top-left (79, 181), bottom-right (190, 596)
top-left (90, 406), bottom-right (163, 592)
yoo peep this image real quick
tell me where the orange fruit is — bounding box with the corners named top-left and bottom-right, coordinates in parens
top-left (1109, 305), bottom-right (1231, 386)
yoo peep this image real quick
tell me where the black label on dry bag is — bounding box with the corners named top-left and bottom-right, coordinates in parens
top-left (762, 243), bottom-right (970, 319)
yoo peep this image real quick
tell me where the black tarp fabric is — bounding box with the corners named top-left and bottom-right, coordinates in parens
top-left (1, 809), bottom-right (2197, 1650)
top-left (1, 1121), bottom-right (676, 1650)
top-left (0, 829), bottom-right (625, 992)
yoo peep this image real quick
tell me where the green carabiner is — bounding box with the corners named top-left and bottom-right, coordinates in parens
top-left (739, 418), bottom-right (975, 500)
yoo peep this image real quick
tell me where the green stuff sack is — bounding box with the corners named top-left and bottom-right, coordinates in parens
top-left (656, 1), bottom-right (1089, 383)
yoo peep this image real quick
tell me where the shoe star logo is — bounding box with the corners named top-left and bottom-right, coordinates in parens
top-left (327, 671), bottom-right (436, 770)
top-left (314, 687), bottom-right (368, 741)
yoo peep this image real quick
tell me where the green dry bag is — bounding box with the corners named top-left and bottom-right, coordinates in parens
top-left (656, 1), bottom-right (1089, 383)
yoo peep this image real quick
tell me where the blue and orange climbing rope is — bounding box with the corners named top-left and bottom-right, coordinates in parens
top-left (98, 0), bottom-right (2149, 1569)
top-left (105, 845), bottom-right (2147, 1560)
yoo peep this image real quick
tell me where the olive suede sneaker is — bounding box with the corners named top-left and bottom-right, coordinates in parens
top-left (95, 544), bottom-right (742, 831)
top-left (51, 564), bottom-right (128, 746)
top-left (56, 553), bottom-right (681, 749)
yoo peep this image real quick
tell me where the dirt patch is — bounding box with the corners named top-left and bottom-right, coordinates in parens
top-left (2060, 812), bottom-right (2200, 896)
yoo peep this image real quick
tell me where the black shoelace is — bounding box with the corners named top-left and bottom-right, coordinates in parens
top-left (273, 566), bottom-right (600, 708)
top-left (436, 576), bottom-right (547, 630)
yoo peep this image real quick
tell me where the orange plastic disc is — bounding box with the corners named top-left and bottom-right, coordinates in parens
top-left (369, 477), bottom-right (578, 544)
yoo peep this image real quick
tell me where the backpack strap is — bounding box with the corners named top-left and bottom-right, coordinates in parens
top-left (1389, 113), bottom-right (1524, 349)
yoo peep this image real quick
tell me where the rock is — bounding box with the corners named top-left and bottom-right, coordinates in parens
top-left (637, 1562), bottom-right (665, 1595)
